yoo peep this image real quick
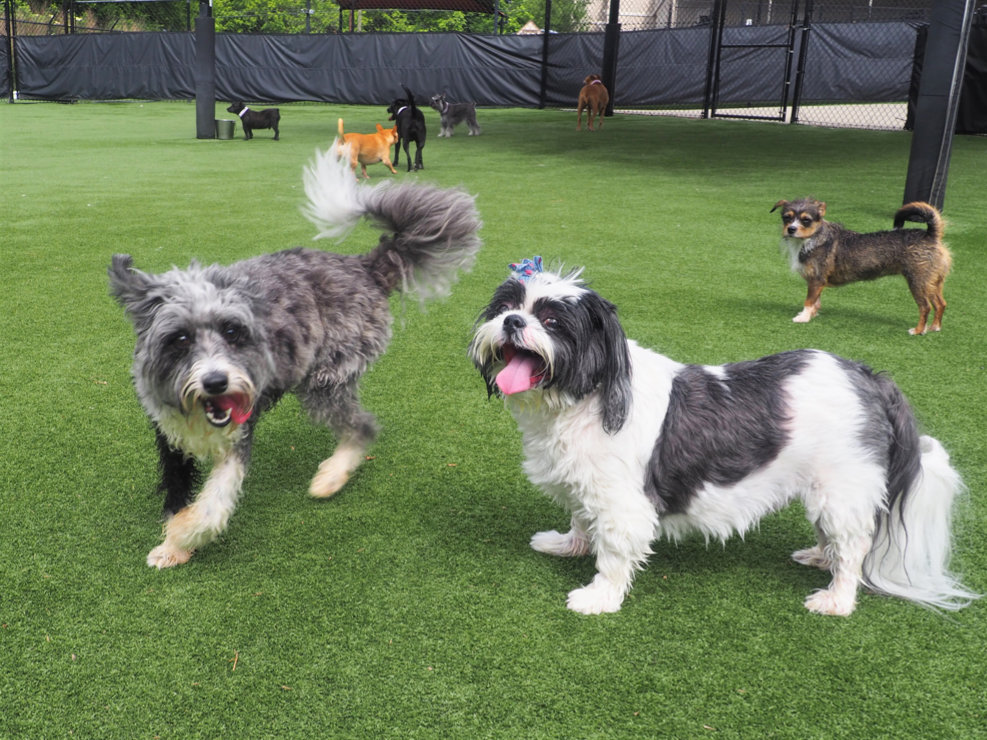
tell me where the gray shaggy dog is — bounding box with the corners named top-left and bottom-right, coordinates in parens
top-left (429, 92), bottom-right (481, 138)
top-left (109, 144), bottom-right (482, 568)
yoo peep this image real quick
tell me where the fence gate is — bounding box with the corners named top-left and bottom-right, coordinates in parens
top-left (703, 0), bottom-right (808, 122)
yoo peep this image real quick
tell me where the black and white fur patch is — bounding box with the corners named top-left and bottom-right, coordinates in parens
top-left (469, 268), bottom-right (977, 616)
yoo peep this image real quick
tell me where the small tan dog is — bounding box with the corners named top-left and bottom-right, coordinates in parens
top-left (772, 198), bottom-right (951, 335)
top-left (336, 118), bottom-right (398, 178)
top-left (577, 74), bottom-right (609, 131)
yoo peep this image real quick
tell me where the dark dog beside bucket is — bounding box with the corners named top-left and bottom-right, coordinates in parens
top-left (226, 102), bottom-right (281, 140)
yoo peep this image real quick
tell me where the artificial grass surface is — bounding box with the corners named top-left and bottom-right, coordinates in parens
top-left (1, 101), bottom-right (985, 738)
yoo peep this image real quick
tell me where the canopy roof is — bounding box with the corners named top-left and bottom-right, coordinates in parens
top-left (337, 0), bottom-right (497, 11)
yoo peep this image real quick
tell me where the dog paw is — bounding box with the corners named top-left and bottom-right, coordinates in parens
top-left (792, 309), bottom-right (814, 323)
top-left (309, 464), bottom-right (349, 499)
top-left (804, 589), bottom-right (855, 616)
top-left (530, 529), bottom-right (590, 557)
top-left (908, 327), bottom-right (928, 336)
top-left (147, 544), bottom-right (193, 569)
top-left (566, 577), bottom-right (624, 614)
top-left (792, 546), bottom-right (832, 570)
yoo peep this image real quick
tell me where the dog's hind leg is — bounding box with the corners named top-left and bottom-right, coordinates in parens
top-left (304, 383), bottom-right (378, 499)
top-left (801, 468), bottom-right (882, 615)
top-left (147, 446), bottom-right (249, 568)
top-left (905, 274), bottom-right (936, 335)
top-left (792, 523), bottom-right (833, 570)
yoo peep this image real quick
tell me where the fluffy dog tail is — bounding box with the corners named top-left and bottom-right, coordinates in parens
top-left (893, 201), bottom-right (943, 241)
top-left (302, 144), bottom-right (481, 303)
top-left (862, 418), bottom-right (979, 611)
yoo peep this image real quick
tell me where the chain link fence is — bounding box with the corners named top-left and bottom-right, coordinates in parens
top-left (4, 0), bottom-right (977, 133)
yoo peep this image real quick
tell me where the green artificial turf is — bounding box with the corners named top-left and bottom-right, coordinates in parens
top-left (1, 101), bottom-right (984, 738)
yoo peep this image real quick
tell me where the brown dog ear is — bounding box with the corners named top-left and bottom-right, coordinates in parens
top-left (771, 200), bottom-right (788, 213)
top-left (818, 201), bottom-right (827, 217)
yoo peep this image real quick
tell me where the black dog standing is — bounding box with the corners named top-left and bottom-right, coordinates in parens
top-left (226, 101), bottom-right (281, 140)
top-left (387, 86), bottom-right (426, 171)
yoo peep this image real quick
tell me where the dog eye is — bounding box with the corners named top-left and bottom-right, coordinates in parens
top-left (800, 217), bottom-right (812, 226)
top-left (543, 317), bottom-right (558, 329)
top-left (222, 321), bottom-right (244, 344)
top-left (168, 331), bottom-right (192, 350)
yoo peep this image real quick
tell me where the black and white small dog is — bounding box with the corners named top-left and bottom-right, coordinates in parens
top-left (429, 92), bottom-right (481, 137)
top-left (469, 259), bottom-right (977, 616)
top-left (226, 101), bottom-right (281, 140)
top-left (109, 143), bottom-right (481, 568)
top-left (387, 85), bottom-right (426, 172)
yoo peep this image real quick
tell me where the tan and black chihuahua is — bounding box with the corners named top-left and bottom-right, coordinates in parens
top-left (772, 198), bottom-right (951, 335)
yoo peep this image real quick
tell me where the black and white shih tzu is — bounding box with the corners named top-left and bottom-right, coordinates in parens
top-left (469, 257), bottom-right (977, 616)
top-left (109, 143), bottom-right (481, 568)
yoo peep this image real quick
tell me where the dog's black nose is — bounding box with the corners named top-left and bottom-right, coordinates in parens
top-left (503, 314), bottom-right (526, 331)
top-left (787, 225), bottom-right (798, 235)
top-left (202, 371), bottom-right (229, 395)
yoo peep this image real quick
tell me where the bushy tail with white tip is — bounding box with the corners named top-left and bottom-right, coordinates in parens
top-left (301, 143), bottom-right (482, 304)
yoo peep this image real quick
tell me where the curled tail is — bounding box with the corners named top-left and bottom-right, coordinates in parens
top-left (863, 431), bottom-right (979, 611)
top-left (894, 201), bottom-right (943, 241)
top-left (301, 144), bottom-right (482, 303)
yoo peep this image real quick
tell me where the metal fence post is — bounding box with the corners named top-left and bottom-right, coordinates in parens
top-left (195, 0), bottom-right (216, 139)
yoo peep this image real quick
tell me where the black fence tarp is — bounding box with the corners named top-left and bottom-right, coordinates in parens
top-left (4, 23), bottom-right (927, 108)
top-left (907, 24), bottom-right (987, 134)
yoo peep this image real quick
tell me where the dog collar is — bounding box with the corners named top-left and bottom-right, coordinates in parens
top-left (590, 79), bottom-right (603, 86)
top-left (395, 105), bottom-right (408, 116)
top-left (237, 107), bottom-right (249, 118)
top-left (440, 100), bottom-right (449, 113)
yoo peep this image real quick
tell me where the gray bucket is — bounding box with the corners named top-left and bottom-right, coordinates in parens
top-left (215, 119), bottom-right (236, 140)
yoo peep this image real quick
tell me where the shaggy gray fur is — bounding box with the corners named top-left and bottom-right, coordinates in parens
top-left (108, 146), bottom-right (481, 557)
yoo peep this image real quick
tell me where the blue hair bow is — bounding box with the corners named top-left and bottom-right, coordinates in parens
top-left (509, 256), bottom-right (543, 282)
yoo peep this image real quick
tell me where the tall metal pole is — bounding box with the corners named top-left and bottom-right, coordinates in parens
top-left (538, 0), bottom-right (552, 108)
top-left (903, 0), bottom-right (977, 209)
top-left (194, 0), bottom-right (216, 139)
top-left (601, 0), bottom-right (620, 116)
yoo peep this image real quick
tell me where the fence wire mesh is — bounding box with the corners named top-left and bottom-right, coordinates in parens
top-left (3, 0), bottom-right (976, 133)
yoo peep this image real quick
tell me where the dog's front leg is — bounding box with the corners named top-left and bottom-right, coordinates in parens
top-left (155, 430), bottom-right (198, 516)
top-left (565, 496), bottom-right (657, 615)
top-left (530, 515), bottom-right (591, 557)
top-left (147, 450), bottom-right (247, 568)
top-left (794, 283), bottom-right (825, 323)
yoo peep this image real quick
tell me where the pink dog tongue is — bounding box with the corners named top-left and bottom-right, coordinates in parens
top-left (496, 353), bottom-right (540, 395)
top-left (213, 395), bottom-right (253, 425)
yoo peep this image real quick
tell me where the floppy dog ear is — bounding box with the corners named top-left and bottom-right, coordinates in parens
top-left (108, 254), bottom-right (163, 329)
top-left (583, 292), bottom-right (632, 435)
top-left (770, 200), bottom-right (788, 213)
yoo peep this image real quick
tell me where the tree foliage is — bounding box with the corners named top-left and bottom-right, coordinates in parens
top-left (8, 0), bottom-right (590, 35)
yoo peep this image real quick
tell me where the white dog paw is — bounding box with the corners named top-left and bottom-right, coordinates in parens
top-left (804, 589), bottom-right (855, 616)
top-left (309, 465), bottom-right (349, 498)
top-left (530, 530), bottom-right (590, 557)
top-left (566, 579), bottom-right (624, 615)
top-left (792, 309), bottom-right (813, 323)
top-left (147, 544), bottom-right (193, 569)
top-left (309, 447), bottom-right (363, 498)
top-left (792, 546), bottom-right (831, 570)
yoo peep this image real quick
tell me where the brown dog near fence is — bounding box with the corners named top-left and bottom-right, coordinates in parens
top-left (577, 74), bottom-right (609, 131)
